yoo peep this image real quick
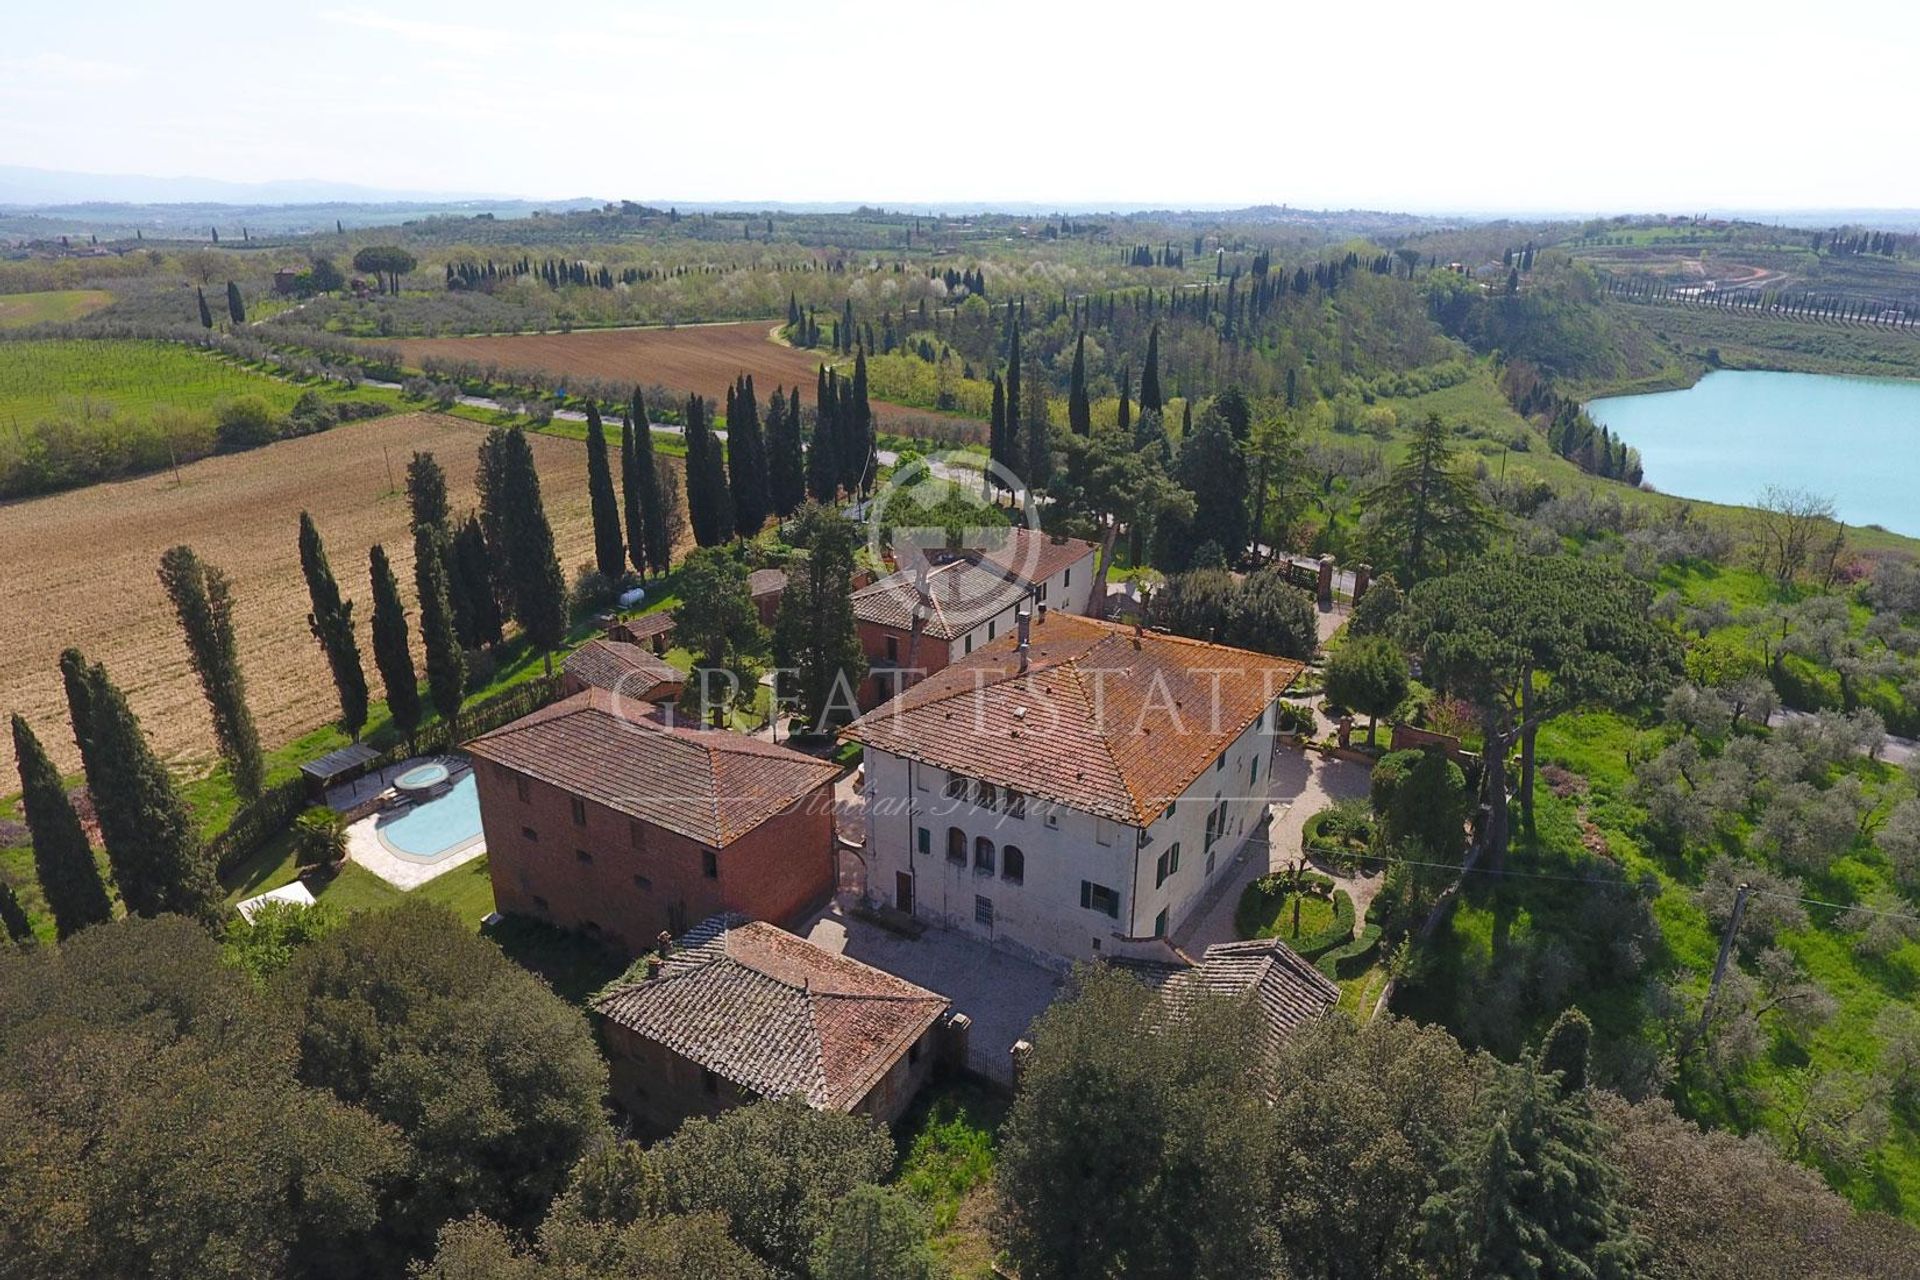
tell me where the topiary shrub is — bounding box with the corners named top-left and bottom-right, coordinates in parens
top-left (1315, 924), bottom-right (1383, 980)
top-left (1303, 798), bottom-right (1376, 872)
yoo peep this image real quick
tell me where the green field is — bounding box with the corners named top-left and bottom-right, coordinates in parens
top-left (0, 338), bottom-right (303, 425)
top-left (0, 289), bottom-right (113, 329)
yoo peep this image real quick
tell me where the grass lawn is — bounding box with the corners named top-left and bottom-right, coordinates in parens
top-left (0, 339), bottom-right (307, 424)
top-left (0, 289), bottom-right (113, 329)
top-left (893, 1076), bottom-right (1008, 1279)
top-left (1235, 882), bottom-right (1336, 942)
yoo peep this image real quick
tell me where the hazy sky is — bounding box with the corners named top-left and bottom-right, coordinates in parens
top-left (5, 0), bottom-right (1917, 212)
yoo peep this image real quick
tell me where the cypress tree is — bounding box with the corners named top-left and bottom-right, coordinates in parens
top-left (772, 503), bottom-right (868, 732)
top-left (406, 451), bottom-right (474, 644)
top-left (1004, 319), bottom-right (1022, 477)
top-left (196, 287), bottom-right (213, 329)
top-left (836, 354), bottom-right (866, 497)
top-left (620, 415), bottom-right (647, 578)
top-left (1117, 361), bottom-right (1132, 433)
top-left (682, 394), bottom-right (733, 546)
top-left (453, 514), bottom-right (505, 647)
top-left (767, 384), bottom-right (806, 517)
top-left (225, 280), bottom-right (245, 325)
top-left (807, 368), bottom-right (839, 503)
top-left (11, 713), bottom-right (113, 939)
top-left (1140, 324), bottom-right (1163, 414)
top-left (989, 374), bottom-right (1007, 476)
top-left (59, 649), bottom-right (220, 925)
top-left (476, 427), bottom-right (569, 663)
top-left (628, 390), bottom-right (673, 577)
top-left (1068, 331), bottom-right (1091, 435)
top-left (412, 523), bottom-right (466, 729)
top-left (1024, 365), bottom-right (1052, 494)
top-left (367, 544), bottom-right (422, 742)
top-left (584, 404), bottom-right (627, 578)
top-left (298, 513), bottom-right (369, 737)
top-left (728, 375), bottom-right (771, 536)
top-left (158, 545), bottom-right (263, 799)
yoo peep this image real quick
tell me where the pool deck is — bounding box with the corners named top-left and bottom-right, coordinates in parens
top-left (336, 756), bottom-right (488, 891)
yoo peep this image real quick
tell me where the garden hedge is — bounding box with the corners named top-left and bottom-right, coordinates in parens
top-left (1316, 924), bottom-right (1383, 980)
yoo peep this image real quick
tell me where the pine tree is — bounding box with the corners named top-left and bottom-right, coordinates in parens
top-left (772, 503), bottom-right (869, 732)
top-left (58, 649), bottom-right (220, 925)
top-left (196, 287), bottom-right (213, 329)
top-left (1140, 324), bottom-right (1163, 414)
top-left (11, 713), bottom-right (113, 939)
top-left (298, 513), bottom-right (369, 738)
top-left (225, 280), bottom-right (246, 325)
top-left (1422, 1052), bottom-right (1643, 1278)
top-left (453, 514), bottom-right (506, 647)
top-left (728, 375), bottom-right (771, 536)
top-left (367, 544), bottom-right (422, 742)
top-left (1068, 331), bottom-right (1091, 435)
top-left (583, 405), bottom-right (627, 579)
top-left (767, 384), bottom-right (807, 517)
top-left (158, 546), bottom-right (264, 799)
top-left (682, 394), bottom-right (734, 546)
top-left (1362, 413), bottom-right (1494, 582)
top-left (476, 427), bottom-right (569, 663)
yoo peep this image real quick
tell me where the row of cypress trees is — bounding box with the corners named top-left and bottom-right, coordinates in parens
top-left (674, 361), bottom-right (870, 550)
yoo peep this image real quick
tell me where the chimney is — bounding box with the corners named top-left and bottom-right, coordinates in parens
top-left (1017, 609), bottom-right (1031, 674)
top-left (1037, 602), bottom-right (1048, 624)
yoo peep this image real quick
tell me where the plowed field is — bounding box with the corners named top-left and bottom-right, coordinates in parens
top-left (0, 412), bottom-right (603, 781)
top-left (392, 321), bottom-right (921, 422)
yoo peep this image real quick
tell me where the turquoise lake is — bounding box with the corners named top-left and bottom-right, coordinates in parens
top-left (1586, 370), bottom-right (1920, 537)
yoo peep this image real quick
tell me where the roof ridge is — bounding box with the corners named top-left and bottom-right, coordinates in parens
top-left (1058, 660), bottom-right (1147, 825)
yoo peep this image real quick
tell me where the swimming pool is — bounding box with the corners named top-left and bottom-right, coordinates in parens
top-left (378, 771), bottom-right (483, 860)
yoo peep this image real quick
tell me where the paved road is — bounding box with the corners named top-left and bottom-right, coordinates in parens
top-left (1768, 707), bottom-right (1916, 766)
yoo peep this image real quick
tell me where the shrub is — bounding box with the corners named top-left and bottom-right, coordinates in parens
top-left (1316, 924), bottom-right (1383, 980)
top-left (570, 566), bottom-right (619, 613)
top-left (213, 394), bottom-right (279, 452)
top-left (291, 806), bottom-right (346, 870)
top-left (1235, 874), bottom-right (1354, 957)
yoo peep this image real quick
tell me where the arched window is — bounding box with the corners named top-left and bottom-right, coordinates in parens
top-left (1002, 845), bottom-right (1025, 884)
top-left (944, 774), bottom-right (968, 801)
top-left (946, 827), bottom-right (966, 864)
top-left (974, 836), bottom-right (995, 874)
top-left (975, 780), bottom-right (998, 811)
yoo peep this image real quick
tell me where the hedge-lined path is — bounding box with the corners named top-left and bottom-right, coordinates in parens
top-left (1173, 747), bottom-right (1374, 955)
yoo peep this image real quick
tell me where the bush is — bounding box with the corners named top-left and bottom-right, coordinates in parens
top-left (1315, 924), bottom-right (1383, 980)
top-left (213, 394), bottom-right (279, 452)
top-left (570, 566), bottom-right (619, 613)
top-left (1304, 799), bottom-right (1376, 872)
top-left (1235, 874), bottom-right (1354, 957)
top-left (291, 806), bottom-right (347, 870)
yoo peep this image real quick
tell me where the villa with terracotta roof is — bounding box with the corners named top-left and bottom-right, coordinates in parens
top-left (853, 527), bottom-right (1097, 707)
top-left (560, 639), bottom-right (684, 705)
top-left (843, 611), bottom-right (1304, 967)
top-left (466, 690), bottom-right (841, 952)
top-left (593, 914), bottom-right (957, 1134)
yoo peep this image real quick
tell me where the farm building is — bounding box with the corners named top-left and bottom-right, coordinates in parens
top-left (854, 528), bottom-right (1096, 707)
top-left (608, 609), bottom-right (676, 653)
top-left (466, 689), bottom-right (840, 953)
top-left (844, 610), bottom-right (1302, 969)
top-left (748, 567), bottom-right (787, 626)
top-left (593, 913), bottom-right (957, 1135)
top-left (560, 639), bottom-right (683, 705)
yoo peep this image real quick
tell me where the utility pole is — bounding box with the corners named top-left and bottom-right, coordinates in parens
top-left (1697, 881), bottom-right (1751, 1046)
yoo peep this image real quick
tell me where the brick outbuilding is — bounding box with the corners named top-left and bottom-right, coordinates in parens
top-left (467, 690), bottom-right (841, 953)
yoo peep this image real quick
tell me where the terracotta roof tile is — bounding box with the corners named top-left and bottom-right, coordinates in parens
top-left (842, 614), bottom-right (1303, 825)
top-left (594, 915), bottom-right (949, 1110)
top-left (748, 568), bottom-right (789, 598)
top-left (1116, 937), bottom-right (1338, 1062)
top-left (466, 690), bottom-right (839, 847)
top-left (852, 558), bottom-right (1033, 640)
top-left (563, 640), bottom-right (684, 699)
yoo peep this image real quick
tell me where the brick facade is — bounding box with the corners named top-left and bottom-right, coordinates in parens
top-left (475, 760), bottom-right (834, 955)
